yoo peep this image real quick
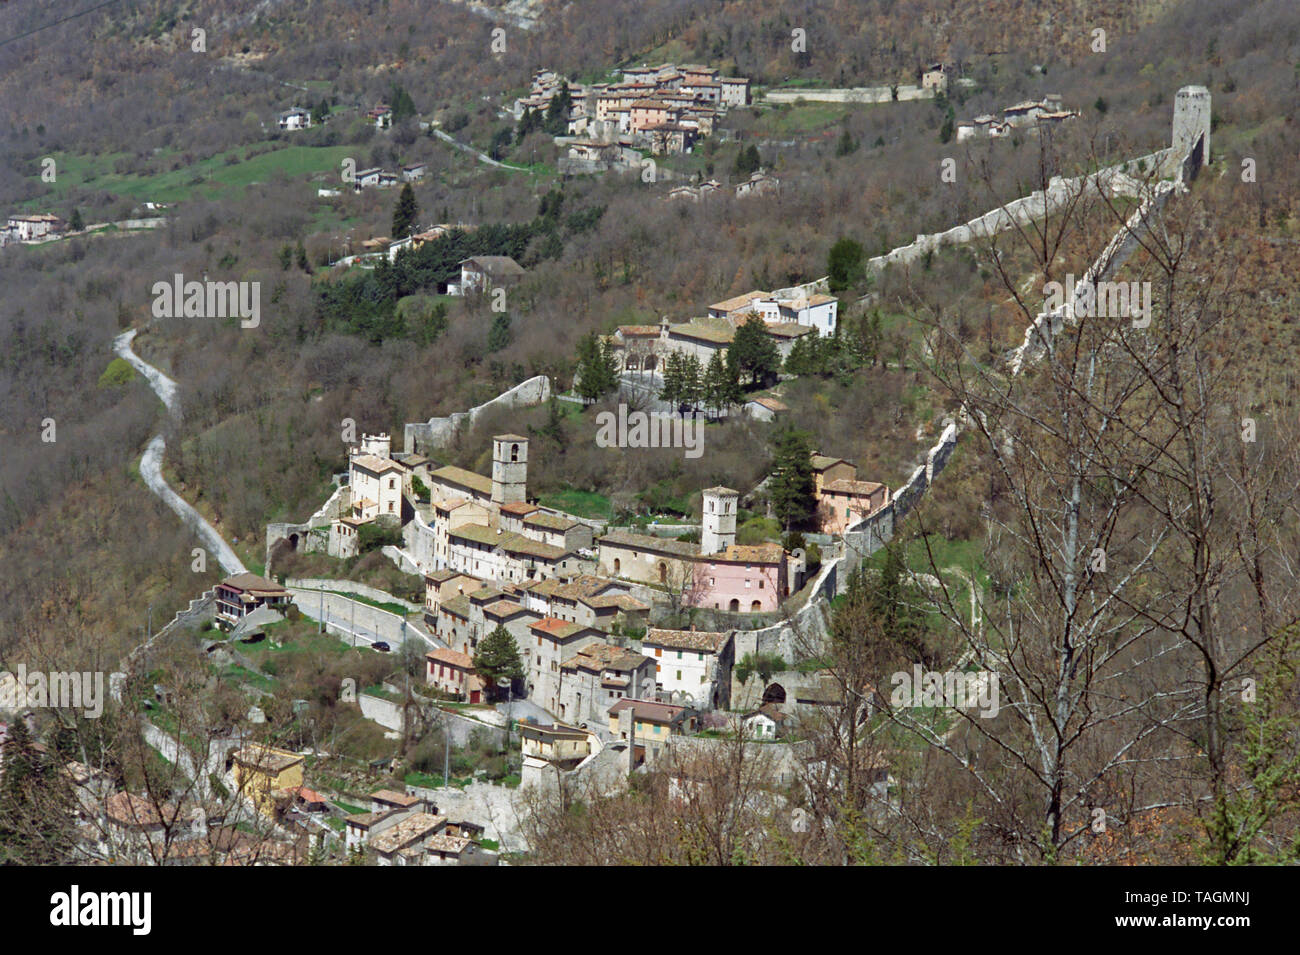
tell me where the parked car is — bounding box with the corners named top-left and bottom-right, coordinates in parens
top-left (371, 641), bottom-right (391, 652)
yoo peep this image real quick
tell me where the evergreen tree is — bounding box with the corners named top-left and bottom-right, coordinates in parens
top-left (728, 314), bottom-right (780, 387)
top-left (680, 354), bottom-right (703, 412)
top-left (733, 144), bottom-right (762, 179)
top-left (659, 351), bottom-right (685, 409)
top-left (544, 83), bottom-right (573, 136)
top-left (828, 237), bottom-right (866, 292)
top-left (872, 544), bottom-right (932, 664)
top-left (391, 183), bottom-right (419, 239)
top-left (390, 83), bottom-right (417, 122)
top-left (474, 625), bottom-right (525, 698)
top-left (835, 128), bottom-right (858, 156)
top-left (767, 426), bottom-right (816, 529)
top-left (702, 351), bottom-right (731, 416)
top-left (489, 126), bottom-right (514, 160)
top-left (68, 208), bottom-right (84, 231)
top-left (575, 333), bottom-right (619, 402)
top-left (486, 312), bottom-right (513, 353)
top-left (311, 98), bottom-right (330, 125)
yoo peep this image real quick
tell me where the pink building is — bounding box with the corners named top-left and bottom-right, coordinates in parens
top-left (819, 479), bottom-right (890, 535)
top-left (688, 544), bottom-right (787, 613)
top-left (426, 648), bottom-right (484, 703)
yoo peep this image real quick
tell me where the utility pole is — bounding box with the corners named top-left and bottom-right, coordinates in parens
top-left (319, 582), bottom-right (324, 634)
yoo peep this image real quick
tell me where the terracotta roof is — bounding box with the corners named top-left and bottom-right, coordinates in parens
top-left (708, 543), bottom-right (785, 564)
top-left (370, 813), bottom-right (448, 854)
top-left (427, 647), bottom-right (475, 669)
top-left (105, 792), bottom-right (181, 828)
top-left (618, 325), bottom-right (662, 337)
top-left (644, 627), bottom-right (729, 653)
top-left (232, 745), bottom-right (304, 774)
top-left (702, 485), bottom-right (738, 497)
top-left (609, 697), bottom-right (687, 723)
top-left (501, 537), bottom-right (570, 561)
top-left (822, 478), bottom-right (887, 497)
top-left (600, 530), bottom-right (700, 558)
top-left (440, 595), bottom-right (472, 619)
top-left (531, 617), bottom-right (590, 640)
top-left (450, 523), bottom-right (508, 547)
top-left (461, 255), bottom-right (525, 277)
top-left (371, 789), bottom-right (421, 807)
top-left (425, 833), bottom-right (473, 855)
top-left (810, 454), bottom-right (852, 472)
top-left (765, 322), bottom-right (814, 339)
top-left (668, 319), bottom-right (735, 345)
top-left (219, 573), bottom-right (287, 596)
top-left (350, 453), bottom-right (404, 474)
top-left (563, 643), bottom-right (651, 673)
top-left (710, 290), bottom-right (769, 313)
top-left (500, 501), bottom-right (540, 516)
top-left (523, 512), bottom-right (580, 531)
top-left (482, 599), bottom-right (531, 620)
top-left (430, 465), bottom-right (493, 497)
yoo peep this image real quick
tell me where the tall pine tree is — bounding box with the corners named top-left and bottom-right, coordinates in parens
top-left (391, 183), bottom-right (419, 239)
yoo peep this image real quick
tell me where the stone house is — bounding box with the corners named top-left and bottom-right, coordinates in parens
top-left (609, 698), bottom-right (696, 762)
top-left (458, 256), bottom-right (525, 295)
top-left (214, 573), bottom-right (290, 631)
top-left (425, 648), bottom-right (485, 702)
top-left (556, 642), bottom-right (657, 725)
top-left (643, 626), bottom-right (732, 706)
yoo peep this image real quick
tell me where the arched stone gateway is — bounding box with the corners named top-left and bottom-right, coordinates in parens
top-left (763, 682), bottom-right (787, 705)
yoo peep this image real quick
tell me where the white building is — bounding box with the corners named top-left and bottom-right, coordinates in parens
top-left (278, 107), bottom-right (312, 131)
top-left (642, 626), bottom-right (731, 707)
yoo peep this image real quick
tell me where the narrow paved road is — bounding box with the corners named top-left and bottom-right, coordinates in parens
top-left (116, 328), bottom-right (247, 576)
top-left (430, 128), bottom-right (529, 171)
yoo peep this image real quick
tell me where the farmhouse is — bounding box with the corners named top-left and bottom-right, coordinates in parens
top-left (458, 256), bottom-right (525, 295)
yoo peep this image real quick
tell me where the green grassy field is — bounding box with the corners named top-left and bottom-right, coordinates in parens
top-left (27, 143), bottom-right (355, 207)
top-left (539, 487), bottom-right (613, 520)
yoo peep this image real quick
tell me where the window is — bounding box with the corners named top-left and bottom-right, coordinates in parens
top-left (676, 671), bottom-right (682, 681)
top-left (676, 650), bottom-right (682, 659)
top-left (655, 647), bottom-right (662, 657)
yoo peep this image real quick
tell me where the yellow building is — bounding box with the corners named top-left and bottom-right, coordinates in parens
top-left (231, 745), bottom-right (306, 817)
top-left (608, 699), bottom-right (694, 761)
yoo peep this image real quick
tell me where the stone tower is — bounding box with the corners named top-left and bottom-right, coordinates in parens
top-left (359, 432), bottom-right (391, 458)
top-left (1172, 85), bottom-right (1211, 178)
top-left (492, 434), bottom-right (528, 505)
top-left (701, 486), bottom-right (738, 555)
